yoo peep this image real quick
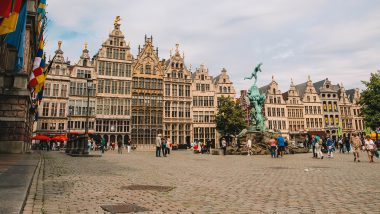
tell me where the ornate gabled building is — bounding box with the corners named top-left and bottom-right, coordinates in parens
top-left (163, 44), bottom-right (192, 145)
top-left (347, 88), bottom-right (364, 134)
top-left (35, 41), bottom-right (70, 137)
top-left (259, 75), bottom-right (288, 136)
top-left (131, 35), bottom-right (164, 145)
top-left (316, 78), bottom-right (341, 140)
top-left (93, 20), bottom-right (133, 145)
top-left (283, 79), bottom-right (305, 139)
top-left (191, 64), bottom-right (217, 146)
top-left (68, 43), bottom-right (96, 136)
top-left (296, 76), bottom-right (324, 133)
top-left (214, 68), bottom-right (236, 99)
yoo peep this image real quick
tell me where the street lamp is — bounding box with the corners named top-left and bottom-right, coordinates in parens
top-left (66, 105), bottom-right (74, 153)
top-left (83, 76), bottom-right (93, 154)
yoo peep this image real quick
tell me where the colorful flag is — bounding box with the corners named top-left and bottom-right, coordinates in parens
top-left (0, 0), bottom-right (22, 35)
top-left (28, 49), bottom-right (44, 88)
top-left (3, 2), bottom-right (27, 71)
top-left (0, 0), bottom-right (13, 19)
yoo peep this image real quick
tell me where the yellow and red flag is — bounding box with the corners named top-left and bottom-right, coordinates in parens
top-left (0, 0), bottom-right (22, 35)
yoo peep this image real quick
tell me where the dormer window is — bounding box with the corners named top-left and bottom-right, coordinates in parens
top-left (83, 60), bottom-right (87, 67)
top-left (110, 41), bottom-right (113, 45)
top-left (171, 62), bottom-right (174, 68)
top-left (273, 88), bottom-right (276, 94)
top-left (176, 63), bottom-right (179, 68)
top-left (201, 75), bottom-right (205, 80)
top-left (223, 79), bottom-right (226, 83)
top-left (326, 84), bottom-right (330, 89)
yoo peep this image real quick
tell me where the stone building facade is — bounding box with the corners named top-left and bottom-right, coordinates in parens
top-left (163, 44), bottom-right (192, 145)
top-left (68, 44), bottom-right (96, 136)
top-left (259, 76), bottom-right (288, 137)
top-left (131, 36), bottom-right (164, 145)
top-left (0, 0), bottom-right (41, 153)
top-left (283, 79), bottom-right (305, 139)
top-left (34, 42), bottom-right (70, 137)
top-left (191, 65), bottom-right (217, 146)
top-left (93, 21), bottom-right (133, 145)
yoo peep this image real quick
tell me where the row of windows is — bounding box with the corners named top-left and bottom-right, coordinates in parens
top-left (76, 69), bottom-right (92, 79)
top-left (132, 94), bottom-right (163, 107)
top-left (321, 93), bottom-right (337, 98)
top-left (68, 121), bottom-right (95, 130)
top-left (164, 123), bottom-right (191, 144)
top-left (96, 98), bottom-right (131, 116)
top-left (68, 100), bottom-right (96, 116)
top-left (164, 102), bottom-right (191, 118)
top-left (306, 118), bottom-right (323, 129)
top-left (266, 107), bottom-right (285, 117)
top-left (353, 108), bottom-right (361, 116)
top-left (354, 119), bottom-right (363, 131)
top-left (42, 102), bottom-right (66, 117)
top-left (132, 78), bottom-right (163, 90)
top-left (193, 127), bottom-right (216, 141)
top-left (98, 61), bottom-right (132, 77)
top-left (193, 111), bottom-right (215, 123)
top-left (97, 80), bottom-right (130, 94)
top-left (51, 65), bottom-right (68, 76)
top-left (196, 83), bottom-right (210, 92)
top-left (323, 101), bottom-right (338, 112)
top-left (69, 82), bottom-right (96, 96)
top-left (269, 96), bottom-right (283, 104)
top-left (305, 106), bottom-right (322, 115)
top-left (340, 107), bottom-right (351, 116)
top-left (288, 121), bottom-right (305, 132)
top-left (165, 84), bottom-right (191, 97)
top-left (95, 119), bottom-right (130, 133)
top-left (219, 85), bottom-right (232, 93)
top-left (167, 70), bottom-right (186, 79)
top-left (304, 95), bottom-right (318, 103)
top-left (44, 83), bottom-right (67, 97)
top-left (106, 48), bottom-right (127, 60)
top-left (268, 120), bottom-right (287, 130)
top-left (287, 108), bottom-right (304, 118)
top-left (138, 64), bottom-right (158, 75)
top-left (131, 112), bottom-right (163, 125)
top-left (193, 96), bottom-right (214, 107)
top-left (40, 122), bottom-right (65, 130)
top-left (325, 115), bottom-right (339, 126)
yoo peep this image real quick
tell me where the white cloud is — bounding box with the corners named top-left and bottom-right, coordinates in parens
top-left (44, 0), bottom-right (380, 95)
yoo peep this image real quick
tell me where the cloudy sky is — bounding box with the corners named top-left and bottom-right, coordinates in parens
top-left (45, 0), bottom-right (380, 95)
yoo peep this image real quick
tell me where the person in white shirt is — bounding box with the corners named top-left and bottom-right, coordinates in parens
top-left (246, 139), bottom-right (252, 156)
top-left (166, 138), bottom-right (172, 155)
top-left (364, 135), bottom-right (376, 163)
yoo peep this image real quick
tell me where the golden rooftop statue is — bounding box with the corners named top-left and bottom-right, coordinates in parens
top-left (58, 40), bottom-right (62, 49)
top-left (114, 16), bottom-right (121, 27)
top-left (84, 42), bottom-right (88, 50)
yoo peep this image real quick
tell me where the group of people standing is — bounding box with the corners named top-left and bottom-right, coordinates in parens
top-left (266, 136), bottom-right (287, 158)
top-left (310, 133), bottom-right (378, 163)
top-left (155, 134), bottom-right (172, 157)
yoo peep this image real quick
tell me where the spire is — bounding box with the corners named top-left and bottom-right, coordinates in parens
top-left (175, 43), bottom-right (179, 54)
top-left (272, 74), bottom-right (274, 81)
top-left (308, 75), bottom-right (311, 81)
top-left (291, 78), bottom-right (294, 86)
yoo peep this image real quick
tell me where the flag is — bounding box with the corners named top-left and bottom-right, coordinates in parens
top-left (0, 0), bottom-right (22, 35)
top-left (28, 49), bottom-right (44, 88)
top-left (0, 0), bottom-right (13, 19)
top-left (337, 125), bottom-right (343, 137)
top-left (3, 2), bottom-right (27, 71)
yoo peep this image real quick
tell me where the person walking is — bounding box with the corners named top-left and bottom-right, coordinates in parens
top-left (311, 135), bottom-right (317, 158)
top-left (166, 138), bottom-right (171, 155)
top-left (338, 138), bottom-right (344, 153)
top-left (127, 139), bottom-right (131, 153)
top-left (326, 135), bottom-right (334, 158)
top-left (101, 137), bottom-right (107, 154)
top-left (117, 138), bottom-right (123, 154)
top-left (351, 133), bottom-right (362, 162)
top-left (206, 139), bottom-right (211, 154)
top-left (162, 137), bottom-right (167, 157)
top-left (315, 135), bottom-right (324, 159)
top-left (364, 135), bottom-right (376, 163)
top-left (277, 135), bottom-right (285, 157)
top-left (345, 137), bottom-right (351, 154)
top-left (246, 138), bottom-right (252, 156)
top-left (268, 137), bottom-right (277, 158)
top-left (221, 138), bottom-right (227, 155)
top-left (156, 134), bottom-right (162, 157)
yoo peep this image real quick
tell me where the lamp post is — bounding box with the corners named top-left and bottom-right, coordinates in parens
top-left (66, 105), bottom-right (74, 153)
top-left (83, 77), bottom-right (93, 154)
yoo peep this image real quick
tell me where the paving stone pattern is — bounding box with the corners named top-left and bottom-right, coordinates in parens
top-left (28, 150), bottom-right (380, 213)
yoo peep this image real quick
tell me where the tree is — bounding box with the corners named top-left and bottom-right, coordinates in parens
top-left (359, 71), bottom-right (380, 132)
top-left (215, 96), bottom-right (246, 139)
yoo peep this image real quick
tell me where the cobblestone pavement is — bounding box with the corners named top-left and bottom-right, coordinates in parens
top-left (25, 150), bottom-right (380, 214)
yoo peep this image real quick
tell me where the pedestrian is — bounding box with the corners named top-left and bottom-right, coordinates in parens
top-left (166, 138), bottom-right (171, 155)
top-left (268, 137), bottom-right (277, 158)
top-left (351, 133), bottom-right (362, 162)
top-left (101, 137), bottom-right (106, 154)
top-left (246, 138), bottom-right (252, 156)
top-left (221, 138), bottom-right (227, 155)
top-left (162, 137), bottom-right (167, 157)
top-left (338, 138), bottom-right (344, 153)
top-left (277, 135), bottom-right (285, 157)
top-left (127, 139), bottom-right (131, 153)
top-left (311, 135), bottom-right (317, 158)
top-left (111, 142), bottom-right (116, 150)
top-left (326, 135), bottom-right (334, 158)
top-left (315, 135), bottom-right (324, 159)
top-left (156, 134), bottom-right (162, 157)
top-left (364, 135), bottom-right (376, 163)
top-left (87, 139), bottom-right (92, 154)
top-left (345, 137), bottom-right (351, 153)
top-left (117, 138), bottom-right (123, 154)
top-left (206, 139), bottom-right (211, 154)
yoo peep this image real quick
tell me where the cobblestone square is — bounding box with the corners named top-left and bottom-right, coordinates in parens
top-left (26, 150), bottom-right (380, 214)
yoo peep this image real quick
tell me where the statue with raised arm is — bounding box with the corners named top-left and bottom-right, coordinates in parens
top-left (244, 63), bottom-right (263, 84)
top-left (244, 63), bottom-right (266, 131)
